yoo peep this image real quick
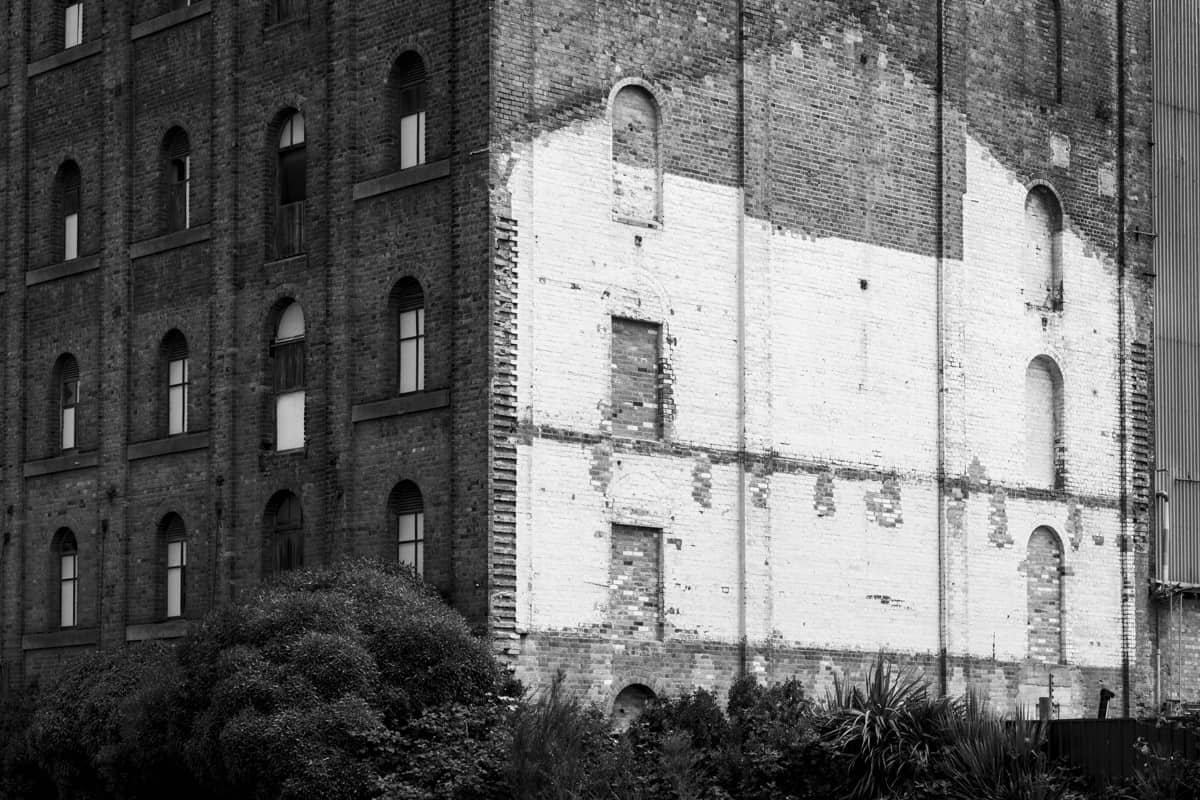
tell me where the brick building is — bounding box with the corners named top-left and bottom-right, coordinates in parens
top-left (0, 0), bottom-right (1155, 717)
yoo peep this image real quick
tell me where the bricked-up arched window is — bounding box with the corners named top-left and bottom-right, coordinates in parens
top-left (611, 85), bottom-right (661, 225)
top-left (53, 528), bottom-right (79, 629)
top-left (1025, 356), bottom-right (1064, 489)
top-left (272, 302), bottom-right (305, 451)
top-left (1027, 526), bottom-right (1064, 663)
top-left (163, 127), bottom-right (191, 233)
top-left (160, 513), bottom-right (187, 619)
top-left (389, 481), bottom-right (424, 575)
top-left (264, 491), bottom-right (303, 575)
top-left (388, 52), bottom-right (427, 170)
top-left (52, 353), bottom-right (81, 452)
top-left (162, 330), bottom-right (189, 436)
top-left (56, 160), bottom-right (82, 261)
top-left (1025, 186), bottom-right (1063, 309)
top-left (63, 0), bottom-right (83, 48)
top-left (275, 111), bottom-right (306, 257)
top-left (613, 684), bottom-right (656, 732)
top-left (390, 278), bottom-right (425, 394)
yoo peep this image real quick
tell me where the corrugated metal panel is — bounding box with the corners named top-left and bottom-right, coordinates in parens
top-left (1155, 1), bottom-right (1200, 582)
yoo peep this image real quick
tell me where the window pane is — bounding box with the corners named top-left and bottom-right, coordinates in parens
top-left (64, 212), bottom-right (79, 260)
top-left (167, 540), bottom-right (185, 568)
top-left (416, 337), bottom-right (425, 391)
top-left (169, 358), bottom-right (186, 385)
top-left (399, 309), bottom-right (418, 339)
top-left (276, 390), bottom-right (305, 450)
top-left (399, 339), bottom-right (418, 394)
top-left (169, 385), bottom-right (186, 434)
top-left (60, 553), bottom-right (76, 580)
top-left (400, 113), bottom-right (424, 169)
top-left (280, 149), bottom-right (307, 204)
top-left (273, 341), bottom-right (305, 391)
top-left (166, 567), bottom-right (183, 618)
top-left (398, 541), bottom-right (416, 568)
top-left (61, 406), bottom-right (76, 450)
top-left (60, 580), bottom-right (76, 627)
top-left (398, 513), bottom-right (416, 543)
top-left (64, 3), bottom-right (83, 48)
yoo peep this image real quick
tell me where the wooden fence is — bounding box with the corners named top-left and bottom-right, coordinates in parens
top-left (1047, 718), bottom-right (1200, 788)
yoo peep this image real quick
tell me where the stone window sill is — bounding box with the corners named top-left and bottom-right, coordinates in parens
top-left (352, 159), bottom-right (451, 201)
top-left (352, 389), bottom-right (450, 423)
top-left (131, 0), bottom-right (211, 40)
top-left (126, 619), bottom-right (191, 642)
top-left (24, 450), bottom-right (99, 478)
top-left (26, 254), bottom-right (101, 287)
top-left (131, 225), bottom-right (212, 259)
top-left (28, 40), bottom-right (103, 78)
top-left (127, 431), bottom-right (209, 461)
top-left (23, 627), bottom-right (99, 651)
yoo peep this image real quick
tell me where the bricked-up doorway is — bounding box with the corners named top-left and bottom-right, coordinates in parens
top-left (1027, 526), bottom-right (1065, 663)
top-left (612, 683), bottom-right (656, 731)
top-left (610, 525), bottom-right (663, 640)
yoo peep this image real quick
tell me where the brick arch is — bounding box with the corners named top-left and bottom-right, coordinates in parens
top-left (1027, 525), bottom-right (1064, 664)
top-left (610, 82), bottom-right (662, 225)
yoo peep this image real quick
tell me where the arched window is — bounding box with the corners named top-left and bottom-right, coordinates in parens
top-left (275, 111), bottom-right (306, 257)
top-left (57, 161), bottom-right (81, 261)
top-left (163, 128), bottom-right (191, 232)
top-left (1025, 356), bottom-right (1064, 489)
top-left (265, 491), bottom-right (303, 574)
top-left (388, 481), bottom-right (424, 574)
top-left (1027, 526), bottom-right (1064, 663)
top-left (163, 330), bottom-right (189, 436)
top-left (55, 529), bottom-right (79, 628)
top-left (64, 1), bottom-right (83, 48)
top-left (161, 514), bottom-right (187, 619)
top-left (389, 52), bottom-right (427, 170)
top-left (52, 354), bottom-right (80, 452)
top-left (272, 302), bottom-right (305, 451)
top-left (611, 85), bottom-right (661, 224)
top-left (1024, 186), bottom-right (1063, 308)
top-left (612, 684), bottom-right (656, 731)
top-left (390, 278), bottom-right (425, 394)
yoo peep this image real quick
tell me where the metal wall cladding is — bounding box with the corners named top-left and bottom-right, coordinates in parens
top-left (1155, 1), bottom-right (1200, 582)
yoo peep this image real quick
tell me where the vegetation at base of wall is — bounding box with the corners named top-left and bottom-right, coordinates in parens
top-left (0, 575), bottom-right (1190, 800)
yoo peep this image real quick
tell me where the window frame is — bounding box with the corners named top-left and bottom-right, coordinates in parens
top-left (390, 482), bottom-right (425, 576)
top-left (266, 492), bottom-right (304, 574)
top-left (64, 1), bottom-right (83, 49)
top-left (164, 517), bottom-right (187, 619)
top-left (58, 356), bottom-right (80, 452)
top-left (58, 531), bottom-right (79, 629)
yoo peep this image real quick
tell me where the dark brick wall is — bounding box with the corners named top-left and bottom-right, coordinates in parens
top-left (0, 0), bottom-right (493, 687)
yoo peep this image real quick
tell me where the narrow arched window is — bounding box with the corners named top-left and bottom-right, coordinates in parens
top-left (163, 128), bottom-right (191, 232)
top-left (389, 481), bottom-right (424, 575)
top-left (1024, 186), bottom-right (1063, 308)
top-left (53, 354), bottom-right (81, 452)
top-left (390, 278), bottom-right (425, 394)
top-left (56, 529), bottom-right (79, 628)
top-left (1027, 526), bottom-right (1064, 663)
top-left (272, 302), bottom-right (305, 451)
top-left (612, 85), bottom-right (661, 224)
top-left (275, 111), bottom-right (306, 257)
top-left (161, 514), bottom-right (187, 619)
top-left (389, 52), bottom-right (427, 170)
top-left (163, 330), bottom-right (189, 436)
top-left (64, 1), bottom-right (83, 48)
top-left (1025, 356), bottom-right (1063, 489)
top-left (57, 161), bottom-right (81, 261)
top-left (265, 491), bottom-right (303, 574)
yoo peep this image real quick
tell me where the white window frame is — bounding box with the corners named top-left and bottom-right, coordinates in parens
top-left (168, 356), bottom-right (189, 435)
top-left (61, 375), bottom-right (79, 451)
top-left (60, 550), bottom-right (78, 628)
top-left (64, 2), bottom-right (83, 48)
top-left (166, 539), bottom-right (186, 619)
top-left (397, 510), bottom-right (424, 575)
top-left (398, 307), bottom-right (425, 393)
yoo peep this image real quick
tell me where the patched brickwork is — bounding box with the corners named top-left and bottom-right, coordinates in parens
top-left (610, 525), bottom-right (662, 641)
top-left (988, 489), bottom-right (1012, 548)
top-left (1027, 527), bottom-right (1064, 664)
top-left (813, 471), bottom-right (836, 517)
top-left (865, 478), bottom-right (903, 528)
top-left (611, 318), bottom-right (662, 441)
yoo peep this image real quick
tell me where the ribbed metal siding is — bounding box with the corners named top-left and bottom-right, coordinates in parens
top-left (1154, 1), bottom-right (1200, 582)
